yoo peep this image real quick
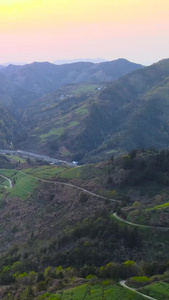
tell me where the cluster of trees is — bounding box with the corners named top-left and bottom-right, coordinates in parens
top-left (120, 149), bottom-right (169, 186)
top-left (0, 210), bottom-right (142, 282)
top-left (38, 210), bottom-right (141, 269)
top-left (1, 259), bottom-right (169, 299)
top-left (0, 155), bottom-right (14, 169)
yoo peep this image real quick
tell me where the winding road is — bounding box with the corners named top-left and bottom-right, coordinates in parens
top-left (120, 280), bottom-right (156, 300)
top-left (19, 170), bottom-right (122, 203)
top-left (2, 166), bottom-right (169, 231)
top-left (0, 156), bottom-right (167, 299)
top-left (113, 212), bottom-right (169, 231)
top-left (0, 175), bottom-right (12, 189)
top-left (38, 178), bottom-right (122, 203)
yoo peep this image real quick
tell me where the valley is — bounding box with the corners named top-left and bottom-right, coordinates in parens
top-left (1, 59), bottom-right (169, 164)
top-left (1, 0), bottom-right (169, 297)
top-left (0, 58), bottom-right (169, 299)
top-left (0, 150), bottom-right (75, 167)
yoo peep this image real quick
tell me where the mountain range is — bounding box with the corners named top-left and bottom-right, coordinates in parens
top-left (0, 58), bottom-right (143, 109)
top-left (1, 57), bottom-right (169, 299)
top-left (1, 58), bottom-right (169, 163)
top-left (53, 57), bottom-right (108, 64)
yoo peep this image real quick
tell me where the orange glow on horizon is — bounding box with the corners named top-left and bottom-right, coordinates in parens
top-left (0, 0), bottom-right (169, 64)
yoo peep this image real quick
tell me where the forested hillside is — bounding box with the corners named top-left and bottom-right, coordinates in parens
top-left (12, 58), bottom-right (169, 164)
top-left (0, 105), bottom-right (18, 148)
top-left (0, 59), bottom-right (143, 111)
top-left (1, 59), bottom-right (169, 164)
top-left (0, 150), bottom-right (169, 298)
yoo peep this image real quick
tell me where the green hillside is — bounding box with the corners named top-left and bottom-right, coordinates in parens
top-left (43, 282), bottom-right (145, 300)
top-left (13, 58), bottom-right (169, 164)
top-left (14, 82), bottom-right (107, 159)
top-left (1, 59), bottom-right (169, 164)
top-left (0, 59), bottom-right (143, 112)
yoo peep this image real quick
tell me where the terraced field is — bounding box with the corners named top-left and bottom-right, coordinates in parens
top-left (0, 169), bottom-right (38, 199)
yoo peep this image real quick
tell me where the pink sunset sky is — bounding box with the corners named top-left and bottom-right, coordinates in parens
top-left (0, 0), bottom-right (169, 65)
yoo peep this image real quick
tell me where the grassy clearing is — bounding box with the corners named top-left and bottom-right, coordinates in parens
top-left (41, 103), bottom-right (58, 112)
top-left (17, 163), bottom-right (107, 185)
top-left (59, 167), bottom-right (81, 179)
top-left (59, 164), bottom-right (108, 181)
top-left (67, 121), bottom-right (80, 128)
top-left (37, 282), bottom-right (145, 300)
top-left (0, 169), bottom-right (18, 178)
top-left (24, 166), bottom-right (68, 179)
top-left (73, 83), bottom-right (100, 95)
top-left (106, 150), bottom-right (117, 155)
top-left (0, 169), bottom-right (38, 199)
top-left (10, 175), bottom-right (38, 199)
top-left (0, 171), bottom-right (14, 198)
top-left (40, 127), bottom-right (65, 140)
top-left (5, 155), bottom-right (26, 163)
top-left (0, 175), bottom-right (11, 189)
top-left (140, 281), bottom-right (169, 300)
top-left (146, 202), bottom-right (169, 211)
top-left (75, 106), bottom-right (89, 116)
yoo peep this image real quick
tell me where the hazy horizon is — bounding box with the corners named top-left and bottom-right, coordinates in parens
top-left (0, 57), bottom-right (107, 66)
top-left (1, 56), bottom-right (167, 67)
top-left (0, 0), bottom-right (169, 66)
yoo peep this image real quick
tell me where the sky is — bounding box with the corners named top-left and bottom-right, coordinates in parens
top-left (0, 0), bottom-right (169, 65)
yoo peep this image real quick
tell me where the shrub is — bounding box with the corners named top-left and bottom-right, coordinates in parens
top-left (37, 281), bottom-right (47, 292)
top-left (127, 276), bottom-right (151, 288)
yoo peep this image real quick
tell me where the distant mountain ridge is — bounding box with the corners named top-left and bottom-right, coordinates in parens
top-left (0, 58), bottom-right (143, 111)
top-left (3, 58), bottom-right (169, 163)
top-left (53, 58), bottom-right (108, 64)
top-left (13, 58), bottom-right (169, 163)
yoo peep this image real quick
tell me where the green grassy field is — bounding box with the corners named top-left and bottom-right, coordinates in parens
top-left (5, 155), bottom-right (26, 163)
top-left (37, 282), bottom-right (146, 300)
top-left (74, 106), bottom-right (89, 116)
top-left (72, 83), bottom-right (101, 96)
top-left (10, 174), bottom-right (38, 199)
top-left (24, 165), bottom-right (68, 179)
top-left (67, 121), bottom-right (80, 128)
top-left (146, 202), bottom-right (169, 211)
top-left (139, 281), bottom-right (169, 300)
top-left (0, 169), bottom-right (38, 199)
top-left (59, 164), bottom-right (108, 181)
top-left (25, 164), bottom-right (101, 181)
top-left (0, 162), bottom-right (107, 199)
top-left (40, 127), bottom-right (65, 141)
top-left (0, 175), bottom-right (11, 189)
